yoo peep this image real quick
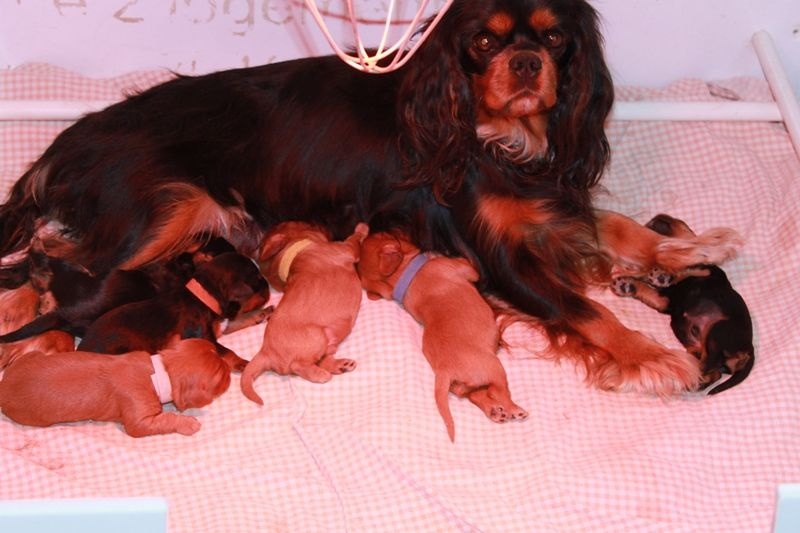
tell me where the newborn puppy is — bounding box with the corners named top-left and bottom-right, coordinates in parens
top-left (78, 252), bottom-right (269, 371)
top-left (240, 222), bottom-right (368, 404)
top-left (0, 283), bottom-right (74, 370)
top-left (611, 214), bottom-right (754, 394)
top-left (0, 236), bottom-right (235, 344)
top-left (0, 338), bottom-right (230, 437)
top-left (358, 231), bottom-right (528, 441)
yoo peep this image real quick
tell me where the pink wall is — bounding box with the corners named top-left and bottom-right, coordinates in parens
top-left (1, 1), bottom-right (798, 94)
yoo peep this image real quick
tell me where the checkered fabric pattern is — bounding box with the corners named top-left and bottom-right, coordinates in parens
top-left (2, 64), bottom-right (799, 532)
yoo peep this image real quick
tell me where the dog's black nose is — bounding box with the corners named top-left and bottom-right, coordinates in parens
top-left (509, 51), bottom-right (542, 80)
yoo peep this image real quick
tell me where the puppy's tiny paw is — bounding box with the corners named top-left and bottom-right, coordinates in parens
top-left (510, 406), bottom-right (529, 421)
top-left (354, 222), bottom-right (369, 235)
top-left (256, 306), bottom-right (274, 324)
top-left (489, 406), bottom-right (508, 423)
top-left (647, 267), bottom-right (673, 287)
top-left (338, 359), bottom-right (357, 373)
top-left (177, 416), bottom-right (201, 436)
top-left (611, 277), bottom-right (636, 296)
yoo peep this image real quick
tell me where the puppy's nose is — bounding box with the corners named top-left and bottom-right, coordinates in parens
top-left (509, 51), bottom-right (542, 80)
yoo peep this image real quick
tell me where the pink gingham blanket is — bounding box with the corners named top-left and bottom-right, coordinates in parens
top-left (2, 64), bottom-right (799, 532)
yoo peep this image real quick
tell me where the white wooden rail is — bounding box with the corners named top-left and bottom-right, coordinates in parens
top-left (0, 31), bottom-right (798, 160)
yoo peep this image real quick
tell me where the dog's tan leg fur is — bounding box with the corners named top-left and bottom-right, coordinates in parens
top-left (119, 183), bottom-right (256, 269)
top-left (122, 410), bottom-right (201, 437)
top-left (596, 210), bottom-right (743, 279)
top-left (573, 299), bottom-right (700, 395)
top-left (466, 385), bottom-right (528, 424)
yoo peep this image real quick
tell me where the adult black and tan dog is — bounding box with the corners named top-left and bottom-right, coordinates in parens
top-left (0, 0), bottom-right (729, 393)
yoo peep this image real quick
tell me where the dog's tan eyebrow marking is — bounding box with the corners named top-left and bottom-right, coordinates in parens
top-left (529, 8), bottom-right (558, 31)
top-left (486, 12), bottom-right (514, 36)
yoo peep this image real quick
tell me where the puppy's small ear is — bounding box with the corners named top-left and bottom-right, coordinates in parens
top-left (451, 257), bottom-right (479, 283)
top-left (259, 234), bottom-right (288, 262)
top-left (378, 244), bottom-right (403, 277)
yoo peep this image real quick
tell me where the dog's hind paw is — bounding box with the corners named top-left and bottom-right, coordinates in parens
top-left (489, 406), bottom-right (509, 423)
top-left (487, 403), bottom-right (529, 423)
top-left (318, 355), bottom-right (357, 375)
top-left (508, 405), bottom-right (529, 421)
top-left (337, 358), bottom-right (357, 373)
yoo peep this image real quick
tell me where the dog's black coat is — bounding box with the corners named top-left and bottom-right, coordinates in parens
top-left (0, 237), bottom-right (234, 343)
top-left (76, 253), bottom-right (268, 367)
top-left (0, 0), bottom-right (613, 335)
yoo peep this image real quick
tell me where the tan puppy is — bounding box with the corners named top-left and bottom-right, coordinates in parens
top-left (0, 338), bottom-right (230, 437)
top-left (240, 221), bottom-right (368, 404)
top-left (0, 283), bottom-right (74, 370)
top-left (358, 231), bottom-right (528, 441)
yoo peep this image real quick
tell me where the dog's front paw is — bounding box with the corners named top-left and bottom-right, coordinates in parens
top-left (610, 277), bottom-right (637, 297)
top-left (176, 415), bottom-right (201, 436)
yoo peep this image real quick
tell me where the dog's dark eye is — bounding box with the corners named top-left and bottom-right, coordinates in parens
top-left (543, 29), bottom-right (564, 48)
top-left (474, 33), bottom-right (498, 52)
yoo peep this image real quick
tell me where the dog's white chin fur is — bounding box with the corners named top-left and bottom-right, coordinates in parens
top-left (477, 114), bottom-right (549, 163)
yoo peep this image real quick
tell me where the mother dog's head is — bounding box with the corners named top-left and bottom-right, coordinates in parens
top-left (398, 0), bottom-right (614, 200)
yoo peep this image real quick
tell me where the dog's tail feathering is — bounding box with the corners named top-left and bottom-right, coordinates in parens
top-left (434, 373), bottom-right (455, 442)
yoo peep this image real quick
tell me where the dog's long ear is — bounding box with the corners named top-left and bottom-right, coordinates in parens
top-left (547, 2), bottom-right (614, 191)
top-left (396, 15), bottom-right (477, 203)
top-left (164, 339), bottom-right (231, 410)
top-left (259, 233), bottom-right (288, 262)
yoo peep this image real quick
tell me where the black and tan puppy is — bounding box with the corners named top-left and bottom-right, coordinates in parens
top-left (0, 236), bottom-right (237, 344)
top-left (77, 252), bottom-right (269, 371)
top-left (610, 214), bottom-right (754, 394)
